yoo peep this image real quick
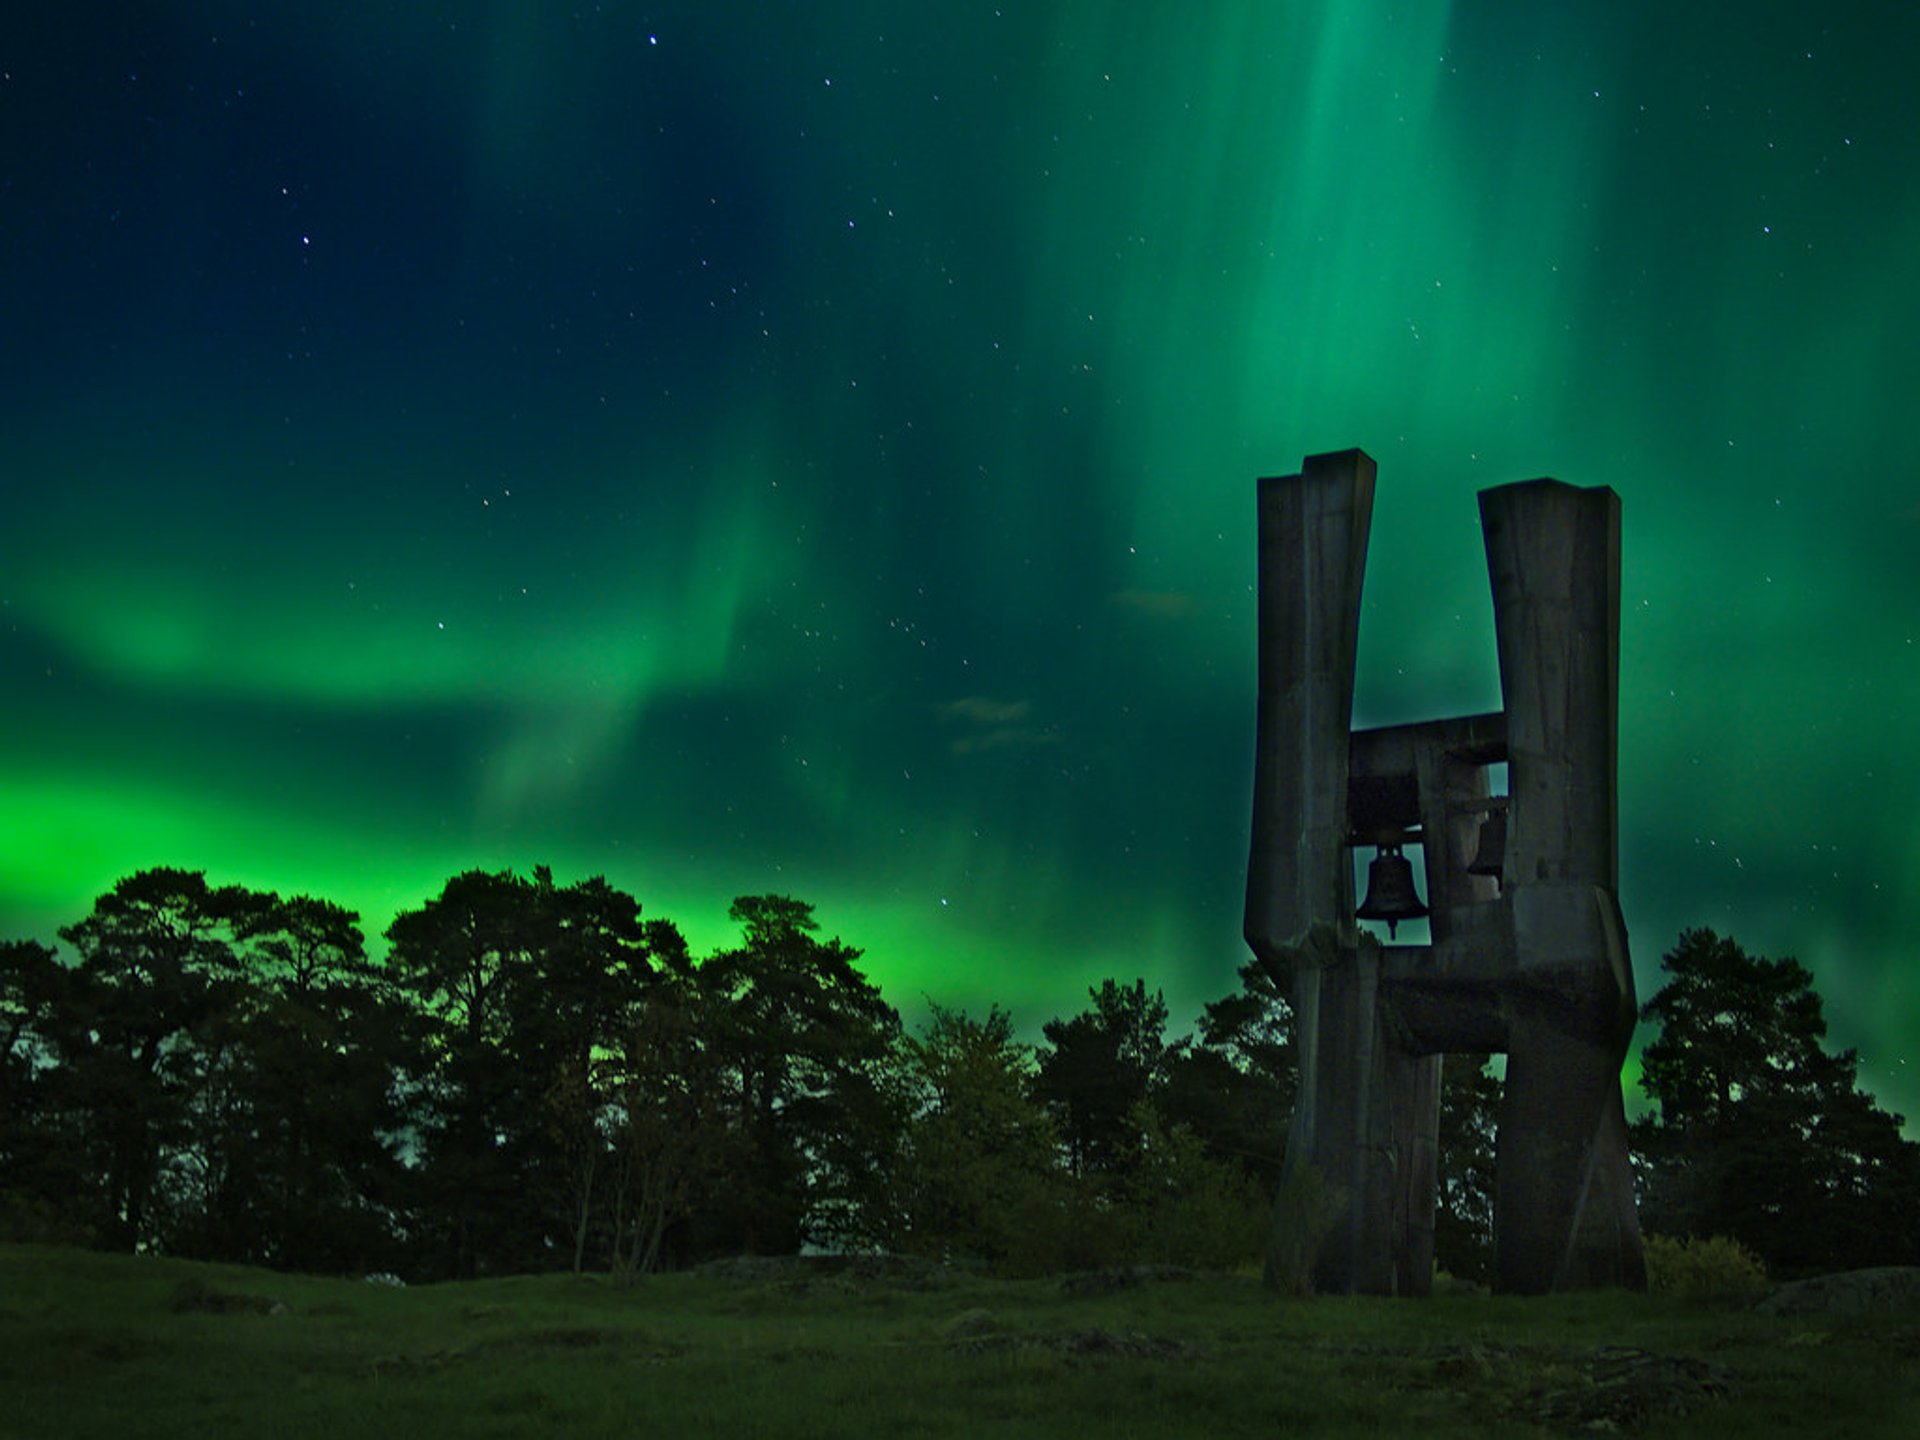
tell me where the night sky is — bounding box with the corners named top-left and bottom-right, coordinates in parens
top-left (3, 3), bottom-right (1915, 1122)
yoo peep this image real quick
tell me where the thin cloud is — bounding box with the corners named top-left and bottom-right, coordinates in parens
top-left (939, 696), bottom-right (1033, 726)
top-left (938, 696), bottom-right (1056, 756)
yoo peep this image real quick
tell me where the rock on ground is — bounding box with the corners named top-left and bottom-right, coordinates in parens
top-left (1755, 1267), bottom-right (1920, 1316)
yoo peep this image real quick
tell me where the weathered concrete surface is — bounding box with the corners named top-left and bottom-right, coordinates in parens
top-left (1242, 449), bottom-right (1388, 1294)
top-left (1244, 448), bottom-right (1374, 972)
top-left (1481, 481), bottom-right (1642, 1295)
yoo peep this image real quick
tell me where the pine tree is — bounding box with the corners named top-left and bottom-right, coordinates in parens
top-left (1633, 928), bottom-right (1920, 1274)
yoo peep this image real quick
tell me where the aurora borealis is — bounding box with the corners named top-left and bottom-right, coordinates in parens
top-left (3, 3), bottom-right (1916, 1122)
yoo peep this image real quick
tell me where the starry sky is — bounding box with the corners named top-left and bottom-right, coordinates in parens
top-left (3, 3), bottom-right (1916, 1122)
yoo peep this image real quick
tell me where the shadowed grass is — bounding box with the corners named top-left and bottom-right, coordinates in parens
top-left (3, 1244), bottom-right (1916, 1438)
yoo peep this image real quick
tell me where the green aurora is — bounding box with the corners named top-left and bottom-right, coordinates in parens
top-left (2, 2), bottom-right (1916, 1120)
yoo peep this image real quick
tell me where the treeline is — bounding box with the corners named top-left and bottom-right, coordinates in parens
top-left (0, 866), bottom-right (1310, 1280)
top-left (2, 869), bottom-right (1915, 1284)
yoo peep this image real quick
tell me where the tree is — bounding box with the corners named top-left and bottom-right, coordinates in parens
top-left (1158, 960), bottom-right (1294, 1196)
top-left (519, 868), bottom-right (657, 1272)
top-left (385, 869), bottom-right (537, 1051)
top-left (52, 869), bottom-right (250, 1250)
top-left (1034, 979), bottom-right (1173, 1177)
top-left (384, 867), bottom-right (656, 1277)
top-left (198, 891), bottom-right (411, 1272)
top-left (1433, 1053), bottom-right (1501, 1283)
top-left (0, 939), bottom-right (83, 1241)
top-left (0, 940), bottom-right (63, 1082)
top-left (385, 869), bottom-right (539, 1276)
top-left (1633, 928), bottom-right (1920, 1274)
top-left (894, 1004), bottom-right (1060, 1263)
top-left (14, 874), bottom-right (415, 1269)
top-left (605, 973), bottom-right (730, 1280)
top-left (693, 896), bottom-right (904, 1254)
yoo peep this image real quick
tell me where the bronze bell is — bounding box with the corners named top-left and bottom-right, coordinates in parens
top-left (1355, 843), bottom-right (1428, 938)
top-left (1467, 804), bottom-right (1507, 880)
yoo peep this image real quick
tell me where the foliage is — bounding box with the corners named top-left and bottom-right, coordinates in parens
top-left (692, 895), bottom-right (905, 1255)
top-left (51, 869), bottom-right (241, 1251)
top-left (0, 939), bottom-right (73, 1234)
top-left (0, 1188), bottom-right (96, 1246)
top-left (894, 1008), bottom-right (1268, 1275)
top-left (1641, 1233), bottom-right (1769, 1301)
top-left (6, 871), bottom-right (925, 1279)
top-left (384, 867), bottom-right (662, 1277)
top-left (1433, 1053), bottom-right (1501, 1284)
top-left (605, 976), bottom-right (730, 1281)
top-left (893, 1004), bottom-right (1061, 1265)
top-left (391, 867), bottom-right (697, 1276)
top-left (1632, 928), bottom-right (1920, 1275)
top-left (978, 1167), bottom-right (1136, 1278)
top-left (1157, 959), bottom-right (1293, 1197)
top-left (1033, 978), bottom-right (1173, 1177)
top-left (0, 872), bottom-right (413, 1267)
top-left (189, 890), bottom-right (411, 1273)
top-left (1121, 1099), bottom-right (1270, 1271)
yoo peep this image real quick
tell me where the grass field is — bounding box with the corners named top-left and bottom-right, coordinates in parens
top-left (3, 1244), bottom-right (1916, 1438)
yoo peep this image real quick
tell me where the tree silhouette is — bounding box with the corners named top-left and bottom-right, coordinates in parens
top-left (384, 867), bottom-right (658, 1277)
top-left (53, 869), bottom-right (248, 1249)
top-left (0, 939), bottom-right (78, 1239)
top-left (606, 972), bottom-right (729, 1279)
top-left (1158, 959), bottom-right (1294, 1193)
top-left (3, 875), bottom-right (409, 1261)
top-left (1433, 1054), bottom-right (1501, 1283)
top-left (207, 891), bottom-right (410, 1272)
top-left (693, 895), bottom-right (903, 1254)
top-left (1633, 928), bottom-right (1920, 1273)
top-left (1034, 978), bottom-right (1172, 1177)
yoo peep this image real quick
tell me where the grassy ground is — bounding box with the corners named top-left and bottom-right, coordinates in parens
top-left (2, 1243), bottom-right (1916, 1439)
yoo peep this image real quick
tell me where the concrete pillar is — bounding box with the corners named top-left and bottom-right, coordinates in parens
top-left (1244, 449), bottom-right (1374, 965)
top-left (1388, 1047), bottom-right (1443, 1296)
top-left (1243, 449), bottom-right (1386, 1294)
top-left (1480, 480), bottom-right (1644, 1293)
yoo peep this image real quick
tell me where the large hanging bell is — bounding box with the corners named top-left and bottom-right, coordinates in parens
top-left (1355, 843), bottom-right (1428, 938)
top-left (1467, 804), bottom-right (1507, 881)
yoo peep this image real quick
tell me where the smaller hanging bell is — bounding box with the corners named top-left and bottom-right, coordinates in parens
top-left (1355, 843), bottom-right (1428, 938)
top-left (1467, 804), bottom-right (1507, 881)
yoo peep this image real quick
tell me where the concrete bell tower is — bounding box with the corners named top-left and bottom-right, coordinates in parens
top-left (1245, 448), bottom-right (1645, 1296)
